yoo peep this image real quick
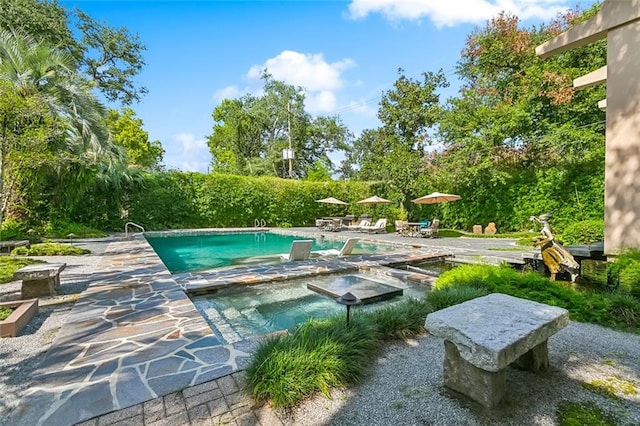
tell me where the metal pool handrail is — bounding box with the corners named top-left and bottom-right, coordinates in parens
top-left (125, 222), bottom-right (145, 237)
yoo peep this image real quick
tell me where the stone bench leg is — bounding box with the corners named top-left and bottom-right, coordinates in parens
top-left (443, 341), bottom-right (506, 408)
top-left (21, 276), bottom-right (60, 299)
top-left (513, 340), bottom-right (549, 372)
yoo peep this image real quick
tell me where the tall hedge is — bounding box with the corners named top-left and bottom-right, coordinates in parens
top-left (75, 171), bottom-right (382, 230)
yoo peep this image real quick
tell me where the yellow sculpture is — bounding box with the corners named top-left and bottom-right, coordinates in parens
top-left (530, 214), bottom-right (579, 282)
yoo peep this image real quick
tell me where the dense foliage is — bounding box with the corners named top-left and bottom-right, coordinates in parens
top-left (434, 264), bottom-right (639, 331)
top-left (72, 171), bottom-right (382, 230)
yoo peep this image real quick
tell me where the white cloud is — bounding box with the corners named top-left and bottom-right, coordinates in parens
top-left (165, 133), bottom-right (211, 172)
top-left (212, 85), bottom-right (240, 103)
top-left (305, 90), bottom-right (338, 113)
top-left (245, 50), bottom-right (356, 113)
top-left (348, 0), bottom-right (571, 27)
top-left (247, 50), bottom-right (354, 92)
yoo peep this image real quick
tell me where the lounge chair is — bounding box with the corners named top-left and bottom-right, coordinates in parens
top-left (279, 240), bottom-right (313, 261)
top-left (360, 218), bottom-right (387, 233)
top-left (345, 219), bottom-right (369, 231)
top-left (312, 238), bottom-right (359, 257)
top-left (419, 219), bottom-right (440, 238)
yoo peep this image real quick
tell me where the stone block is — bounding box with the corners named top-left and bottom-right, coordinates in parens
top-left (484, 222), bottom-right (497, 235)
top-left (425, 293), bottom-right (568, 371)
top-left (425, 293), bottom-right (569, 407)
top-left (443, 341), bottom-right (506, 408)
top-left (15, 263), bottom-right (66, 298)
top-left (472, 225), bottom-right (483, 234)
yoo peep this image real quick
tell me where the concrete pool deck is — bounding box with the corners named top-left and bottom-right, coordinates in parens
top-left (6, 228), bottom-right (475, 425)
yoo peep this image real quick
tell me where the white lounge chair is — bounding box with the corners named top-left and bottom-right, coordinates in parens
top-left (279, 240), bottom-right (313, 261)
top-left (312, 238), bottom-right (359, 257)
top-left (360, 218), bottom-right (387, 233)
top-left (345, 219), bottom-right (369, 231)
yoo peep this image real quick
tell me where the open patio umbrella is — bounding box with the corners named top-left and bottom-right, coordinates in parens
top-left (356, 195), bottom-right (391, 205)
top-left (412, 192), bottom-right (461, 204)
top-left (316, 197), bottom-right (348, 205)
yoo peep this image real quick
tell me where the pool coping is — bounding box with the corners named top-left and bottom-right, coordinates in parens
top-left (11, 229), bottom-right (451, 425)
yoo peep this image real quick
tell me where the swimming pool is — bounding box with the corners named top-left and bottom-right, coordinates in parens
top-left (145, 232), bottom-right (381, 273)
top-left (191, 271), bottom-right (430, 344)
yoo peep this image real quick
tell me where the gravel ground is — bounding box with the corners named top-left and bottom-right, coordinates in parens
top-left (277, 323), bottom-right (640, 426)
top-left (1, 237), bottom-right (639, 425)
top-left (0, 239), bottom-right (110, 419)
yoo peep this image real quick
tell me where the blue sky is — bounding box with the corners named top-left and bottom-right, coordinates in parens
top-left (61, 0), bottom-right (597, 172)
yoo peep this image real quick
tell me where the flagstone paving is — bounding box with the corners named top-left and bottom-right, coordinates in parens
top-left (9, 230), bottom-right (451, 426)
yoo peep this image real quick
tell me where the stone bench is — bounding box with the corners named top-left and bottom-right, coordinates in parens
top-left (0, 240), bottom-right (30, 254)
top-left (14, 263), bottom-right (67, 299)
top-left (424, 293), bottom-right (569, 407)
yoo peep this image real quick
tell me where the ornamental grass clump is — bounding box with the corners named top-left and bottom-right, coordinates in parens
top-left (245, 314), bottom-right (380, 408)
top-left (361, 297), bottom-right (431, 341)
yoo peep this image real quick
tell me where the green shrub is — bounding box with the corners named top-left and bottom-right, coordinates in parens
top-left (0, 306), bottom-right (12, 321)
top-left (607, 249), bottom-right (640, 296)
top-left (12, 243), bottom-right (90, 256)
top-left (426, 286), bottom-right (488, 310)
top-left (561, 220), bottom-right (604, 245)
top-left (0, 257), bottom-right (45, 284)
top-left (0, 218), bottom-right (30, 241)
top-left (245, 315), bottom-right (380, 407)
top-left (435, 264), bottom-right (640, 332)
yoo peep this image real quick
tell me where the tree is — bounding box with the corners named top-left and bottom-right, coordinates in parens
top-left (343, 69), bottom-right (448, 208)
top-left (207, 73), bottom-right (352, 178)
top-left (0, 30), bottom-right (127, 224)
top-left (106, 108), bottom-right (164, 170)
top-left (433, 6), bottom-right (606, 230)
top-left (0, 82), bottom-right (60, 230)
top-left (0, 0), bottom-right (147, 105)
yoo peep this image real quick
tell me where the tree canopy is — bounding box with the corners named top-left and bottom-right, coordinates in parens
top-left (207, 73), bottom-right (352, 178)
top-left (0, 0), bottom-right (147, 105)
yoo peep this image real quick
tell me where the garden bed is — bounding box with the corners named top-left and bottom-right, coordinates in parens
top-left (0, 299), bottom-right (39, 337)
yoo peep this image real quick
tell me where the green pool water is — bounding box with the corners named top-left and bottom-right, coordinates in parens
top-left (145, 232), bottom-right (377, 273)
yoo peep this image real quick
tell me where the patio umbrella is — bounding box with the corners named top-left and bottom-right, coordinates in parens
top-left (412, 192), bottom-right (461, 204)
top-left (356, 195), bottom-right (391, 205)
top-left (316, 197), bottom-right (348, 205)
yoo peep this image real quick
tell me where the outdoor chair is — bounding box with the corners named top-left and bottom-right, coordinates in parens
top-left (360, 218), bottom-right (388, 233)
top-left (279, 240), bottom-right (313, 261)
top-left (312, 238), bottom-right (359, 257)
top-left (395, 220), bottom-right (409, 236)
top-left (419, 219), bottom-right (440, 238)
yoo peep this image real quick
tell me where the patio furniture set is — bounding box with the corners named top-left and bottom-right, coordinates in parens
top-left (395, 219), bottom-right (440, 238)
